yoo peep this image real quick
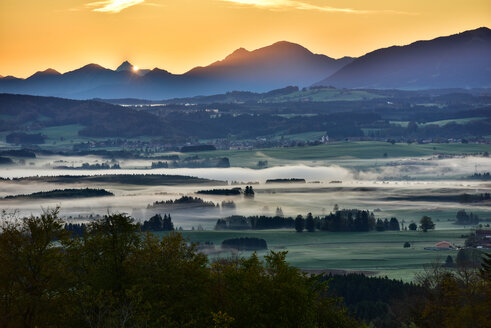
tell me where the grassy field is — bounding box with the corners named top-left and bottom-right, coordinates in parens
top-left (176, 141), bottom-right (491, 168)
top-left (390, 117), bottom-right (486, 127)
top-left (263, 88), bottom-right (384, 103)
top-left (270, 131), bottom-right (326, 141)
top-left (169, 228), bottom-right (470, 281)
top-left (34, 124), bottom-right (156, 150)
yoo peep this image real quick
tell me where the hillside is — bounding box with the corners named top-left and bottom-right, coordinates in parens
top-left (316, 27), bottom-right (491, 89)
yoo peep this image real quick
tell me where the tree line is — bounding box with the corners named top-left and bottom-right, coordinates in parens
top-left (215, 210), bottom-right (405, 233)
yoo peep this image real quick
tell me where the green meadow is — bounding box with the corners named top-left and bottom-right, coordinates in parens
top-left (263, 88), bottom-right (383, 103)
top-left (157, 228), bottom-right (471, 282)
top-left (176, 141), bottom-right (491, 168)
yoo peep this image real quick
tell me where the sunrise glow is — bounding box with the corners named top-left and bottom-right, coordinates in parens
top-left (0, 0), bottom-right (489, 78)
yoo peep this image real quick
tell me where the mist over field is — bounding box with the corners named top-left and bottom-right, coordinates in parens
top-left (1, 154), bottom-right (489, 229)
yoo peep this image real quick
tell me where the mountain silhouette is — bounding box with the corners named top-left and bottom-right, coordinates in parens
top-left (183, 41), bottom-right (352, 93)
top-left (116, 61), bottom-right (134, 72)
top-left (0, 28), bottom-right (489, 99)
top-left (315, 27), bottom-right (491, 89)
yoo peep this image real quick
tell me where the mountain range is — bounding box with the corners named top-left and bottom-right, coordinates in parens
top-left (0, 27), bottom-right (489, 100)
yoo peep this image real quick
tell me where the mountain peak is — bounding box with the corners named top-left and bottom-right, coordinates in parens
top-left (223, 47), bottom-right (250, 62)
top-left (268, 41), bottom-right (311, 53)
top-left (116, 61), bottom-right (134, 72)
top-left (27, 68), bottom-right (61, 80)
top-left (42, 68), bottom-right (60, 75)
top-left (79, 63), bottom-right (107, 71)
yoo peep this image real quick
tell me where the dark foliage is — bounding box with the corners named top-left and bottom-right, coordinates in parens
top-left (216, 215), bottom-right (295, 230)
top-left (0, 149), bottom-right (36, 158)
top-left (456, 209), bottom-right (480, 225)
top-left (3, 188), bottom-right (113, 200)
top-left (148, 196), bottom-right (218, 210)
top-left (322, 273), bottom-right (424, 328)
top-left (6, 132), bottom-right (45, 144)
top-left (54, 162), bottom-right (121, 170)
top-left (221, 237), bottom-right (268, 250)
top-left (141, 214), bottom-right (174, 232)
top-left (0, 157), bottom-right (13, 165)
top-left (4, 174), bottom-right (226, 186)
top-left (244, 186), bottom-right (255, 198)
top-left (151, 161), bottom-right (169, 168)
top-left (318, 209), bottom-right (379, 232)
top-left (64, 222), bottom-right (87, 238)
top-left (180, 144), bottom-right (217, 152)
top-left (197, 188), bottom-right (242, 196)
top-left (0, 210), bottom-right (361, 328)
top-left (266, 178), bottom-right (306, 184)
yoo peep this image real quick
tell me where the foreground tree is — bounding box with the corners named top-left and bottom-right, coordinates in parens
top-left (413, 260), bottom-right (491, 328)
top-left (0, 208), bottom-right (71, 327)
top-left (0, 210), bottom-right (362, 328)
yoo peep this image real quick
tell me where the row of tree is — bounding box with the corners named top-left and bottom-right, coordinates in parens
top-left (456, 209), bottom-right (480, 225)
top-left (215, 210), bottom-right (407, 233)
top-left (216, 215), bottom-right (294, 230)
top-left (295, 210), bottom-right (384, 232)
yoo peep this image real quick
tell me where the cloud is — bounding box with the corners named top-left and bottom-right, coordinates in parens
top-left (220, 0), bottom-right (413, 14)
top-left (87, 0), bottom-right (145, 13)
top-left (220, 0), bottom-right (366, 13)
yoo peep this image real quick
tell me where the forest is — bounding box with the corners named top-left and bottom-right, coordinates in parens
top-left (2, 188), bottom-right (114, 200)
top-left (0, 209), bottom-right (489, 328)
top-left (147, 196), bottom-right (219, 210)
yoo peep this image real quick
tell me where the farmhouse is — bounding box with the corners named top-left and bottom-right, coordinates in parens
top-left (435, 241), bottom-right (453, 249)
top-left (475, 230), bottom-right (491, 248)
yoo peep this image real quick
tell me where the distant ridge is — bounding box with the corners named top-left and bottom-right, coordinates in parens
top-left (186, 41), bottom-right (351, 87)
top-left (315, 27), bottom-right (491, 89)
top-left (0, 28), bottom-right (490, 99)
top-left (28, 68), bottom-right (61, 79)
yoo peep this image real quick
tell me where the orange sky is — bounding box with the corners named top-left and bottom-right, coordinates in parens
top-left (0, 0), bottom-right (490, 78)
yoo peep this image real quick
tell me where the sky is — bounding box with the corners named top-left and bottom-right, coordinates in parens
top-left (0, 0), bottom-right (490, 78)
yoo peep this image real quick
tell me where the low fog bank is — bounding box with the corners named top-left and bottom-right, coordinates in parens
top-left (1, 180), bottom-right (490, 230)
top-left (1, 155), bottom-right (490, 182)
top-left (0, 164), bottom-right (353, 182)
top-left (1, 155), bottom-right (490, 229)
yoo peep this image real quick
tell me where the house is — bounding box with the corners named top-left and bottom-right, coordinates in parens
top-left (435, 241), bottom-right (452, 249)
top-left (475, 230), bottom-right (491, 248)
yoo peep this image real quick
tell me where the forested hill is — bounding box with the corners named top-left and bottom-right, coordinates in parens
top-left (2, 92), bottom-right (490, 141)
top-left (0, 93), bottom-right (174, 138)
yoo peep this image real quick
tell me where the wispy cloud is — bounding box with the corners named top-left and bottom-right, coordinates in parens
top-left (220, 0), bottom-right (411, 14)
top-left (87, 0), bottom-right (145, 13)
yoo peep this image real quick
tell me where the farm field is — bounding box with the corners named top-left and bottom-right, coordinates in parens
top-left (262, 88), bottom-right (384, 102)
top-left (390, 117), bottom-right (486, 127)
top-left (168, 229), bottom-right (470, 281)
top-left (175, 141), bottom-right (491, 168)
